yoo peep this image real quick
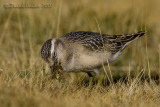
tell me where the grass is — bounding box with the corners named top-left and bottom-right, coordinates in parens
top-left (0, 0), bottom-right (160, 106)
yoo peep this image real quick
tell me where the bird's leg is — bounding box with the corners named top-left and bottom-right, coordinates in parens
top-left (87, 68), bottom-right (100, 77)
top-left (87, 72), bottom-right (93, 86)
top-left (87, 72), bottom-right (93, 77)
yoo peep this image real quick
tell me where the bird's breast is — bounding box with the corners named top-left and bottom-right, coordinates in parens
top-left (62, 51), bottom-right (112, 72)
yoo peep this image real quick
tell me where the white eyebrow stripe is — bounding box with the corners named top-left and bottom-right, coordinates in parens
top-left (51, 39), bottom-right (56, 57)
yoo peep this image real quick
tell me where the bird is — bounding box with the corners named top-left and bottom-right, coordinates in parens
top-left (41, 31), bottom-right (146, 77)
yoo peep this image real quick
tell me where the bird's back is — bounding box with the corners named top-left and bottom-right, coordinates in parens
top-left (61, 31), bottom-right (145, 53)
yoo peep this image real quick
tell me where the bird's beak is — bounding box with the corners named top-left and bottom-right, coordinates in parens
top-left (50, 65), bottom-right (55, 75)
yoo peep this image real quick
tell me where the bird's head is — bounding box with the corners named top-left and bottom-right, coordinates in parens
top-left (41, 38), bottom-right (58, 73)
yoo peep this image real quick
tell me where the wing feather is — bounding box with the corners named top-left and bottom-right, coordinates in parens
top-left (61, 31), bottom-right (146, 53)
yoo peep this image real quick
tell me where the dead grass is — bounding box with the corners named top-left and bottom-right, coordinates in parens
top-left (0, 0), bottom-right (160, 107)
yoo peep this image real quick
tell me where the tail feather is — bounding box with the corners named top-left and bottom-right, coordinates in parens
top-left (138, 31), bottom-right (146, 37)
top-left (118, 31), bottom-right (146, 43)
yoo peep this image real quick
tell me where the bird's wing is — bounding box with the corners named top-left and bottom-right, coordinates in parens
top-left (62, 31), bottom-right (105, 52)
top-left (104, 31), bottom-right (146, 54)
top-left (62, 31), bottom-right (146, 53)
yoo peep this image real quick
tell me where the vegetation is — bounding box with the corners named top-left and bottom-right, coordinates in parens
top-left (0, 0), bottom-right (160, 106)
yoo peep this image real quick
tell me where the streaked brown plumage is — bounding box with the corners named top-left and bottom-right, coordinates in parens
top-left (41, 31), bottom-right (146, 77)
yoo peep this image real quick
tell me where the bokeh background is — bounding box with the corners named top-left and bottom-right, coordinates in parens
top-left (0, 0), bottom-right (160, 107)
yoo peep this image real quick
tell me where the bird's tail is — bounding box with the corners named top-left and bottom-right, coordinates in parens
top-left (106, 31), bottom-right (146, 54)
top-left (120, 31), bottom-right (146, 49)
top-left (120, 31), bottom-right (146, 43)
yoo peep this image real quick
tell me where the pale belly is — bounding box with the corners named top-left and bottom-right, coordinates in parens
top-left (63, 51), bottom-right (114, 72)
top-left (59, 43), bottom-right (122, 72)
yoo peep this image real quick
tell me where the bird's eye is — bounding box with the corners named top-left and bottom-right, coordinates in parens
top-left (53, 52), bottom-right (57, 57)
